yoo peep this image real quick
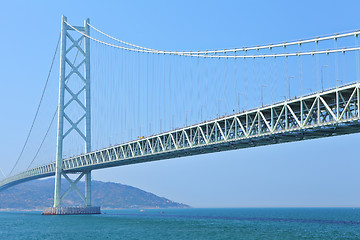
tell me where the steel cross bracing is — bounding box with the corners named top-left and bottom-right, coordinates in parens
top-left (2, 82), bottom-right (360, 191)
top-left (53, 16), bottom-right (92, 208)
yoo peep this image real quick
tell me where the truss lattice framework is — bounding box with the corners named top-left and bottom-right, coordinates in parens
top-left (2, 82), bottom-right (360, 191)
top-left (53, 16), bottom-right (92, 208)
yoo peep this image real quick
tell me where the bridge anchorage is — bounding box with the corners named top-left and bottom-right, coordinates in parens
top-left (42, 16), bottom-right (100, 215)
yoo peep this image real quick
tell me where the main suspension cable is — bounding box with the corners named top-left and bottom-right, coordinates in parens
top-left (9, 34), bottom-right (61, 176)
top-left (66, 21), bottom-right (360, 58)
top-left (88, 22), bottom-right (156, 51)
top-left (26, 38), bottom-right (84, 170)
top-left (26, 108), bottom-right (58, 170)
top-left (87, 22), bottom-right (360, 55)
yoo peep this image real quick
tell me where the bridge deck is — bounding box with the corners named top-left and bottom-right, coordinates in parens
top-left (1, 82), bottom-right (360, 191)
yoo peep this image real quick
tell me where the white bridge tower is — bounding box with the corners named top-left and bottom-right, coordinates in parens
top-left (45, 16), bottom-right (99, 215)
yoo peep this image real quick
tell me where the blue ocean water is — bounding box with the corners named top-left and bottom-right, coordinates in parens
top-left (0, 208), bottom-right (359, 240)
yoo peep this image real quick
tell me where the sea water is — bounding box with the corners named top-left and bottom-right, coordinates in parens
top-left (0, 208), bottom-right (359, 239)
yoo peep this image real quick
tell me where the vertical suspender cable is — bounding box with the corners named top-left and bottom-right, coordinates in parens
top-left (326, 52), bottom-right (330, 90)
top-left (234, 53), bottom-right (238, 111)
top-left (204, 54), bottom-right (208, 119)
top-left (312, 53), bottom-right (315, 94)
top-left (244, 52), bottom-right (248, 110)
top-left (197, 56), bottom-right (200, 122)
top-left (163, 53), bottom-right (166, 131)
top-left (335, 38), bottom-right (339, 86)
top-left (224, 57), bottom-right (229, 114)
top-left (269, 48), bottom-right (273, 104)
top-left (342, 50), bottom-right (346, 84)
top-left (158, 53), bottom-right (161, 132)
top-left (298, 44), bottom-right (303, 96)
top-left (262, 55), bottom-right (266, 106)
top-left (316, 41), bottom-right (320, 91)
top-left (169, 54), bottom-right (173, 129)
top-left (146, 52), bottom-right (149, 136)
top-left (138, 51), bottom-right (141, 137)
top-left (355, 34), bottom-right (360, 81)
top-left (284, 55), bottom-right (288, 99)
top-left (190, 56), bottom-right (193, 124)
top-left (273, 56), bottom-right (277, 103)
top-left (121, 48), bottom-right (124, 142)
top-left (256, 49), bottom-right (260, 106)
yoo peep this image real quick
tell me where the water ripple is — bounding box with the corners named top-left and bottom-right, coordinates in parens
top-left (104, 212), bottom-right (360, 226)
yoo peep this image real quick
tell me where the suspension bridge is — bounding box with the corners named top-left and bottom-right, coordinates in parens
top-left (1, 16), bottom-right (360, 214)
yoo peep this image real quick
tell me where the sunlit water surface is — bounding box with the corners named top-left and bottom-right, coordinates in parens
top-left (0, 208), bottom-right (359, 239)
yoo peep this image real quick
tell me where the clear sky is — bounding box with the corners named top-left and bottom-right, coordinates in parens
top-left (1, 0), bottom-right (360, 207)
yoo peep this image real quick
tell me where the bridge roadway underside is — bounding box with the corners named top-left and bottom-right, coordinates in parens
top-left (62, 122), bottom-right (360, 172)
top-left (2, 122), bottom-right (360, 192)
top-left (2, 82), bottom-right (360, 191)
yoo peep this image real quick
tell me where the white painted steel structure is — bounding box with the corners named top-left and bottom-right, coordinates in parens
top-left (2, 16), bottom-right (360, 213)
top-left (69, 20), bottom-right (360, 58)
top-left (53, 16), bottom-right (92, 208)
top-left (2, 82), bottom-right (360, 192)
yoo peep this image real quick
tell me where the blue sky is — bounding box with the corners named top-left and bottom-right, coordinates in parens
top-left (1, 0), bottom-right (360, 207)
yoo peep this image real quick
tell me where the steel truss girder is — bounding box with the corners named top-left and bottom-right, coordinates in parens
top-left (2, 82), bottom-right (360, 191)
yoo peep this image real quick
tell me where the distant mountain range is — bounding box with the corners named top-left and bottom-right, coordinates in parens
top-left (0, 179), bottom-right (189, 210)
